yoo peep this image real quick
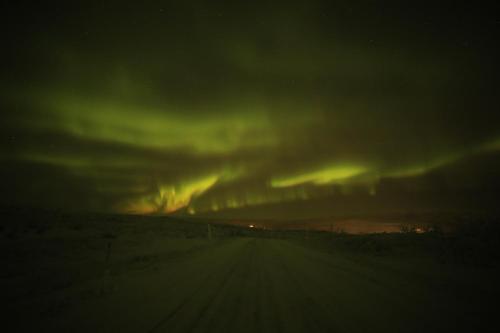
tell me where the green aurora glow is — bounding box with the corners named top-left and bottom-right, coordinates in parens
top-left (2, 1), bottom-right (500, 217)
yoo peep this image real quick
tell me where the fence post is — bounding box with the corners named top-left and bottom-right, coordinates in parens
top-left (207, 223), bottom-right (212, 240)
top-left (105, 242), bottom-right (112, 266)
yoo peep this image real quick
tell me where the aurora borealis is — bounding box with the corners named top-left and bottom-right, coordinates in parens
top-left (2, 1), bottom-right (500, 218)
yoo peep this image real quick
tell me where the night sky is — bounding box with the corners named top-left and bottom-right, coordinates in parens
top-left (2, 1), bottom-right (500, 218)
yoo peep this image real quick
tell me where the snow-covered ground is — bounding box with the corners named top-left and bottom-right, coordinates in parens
top-left (2, 214), bottom-right (499, 332)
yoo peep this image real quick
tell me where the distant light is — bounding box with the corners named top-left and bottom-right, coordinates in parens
top-left (249, 224), bottom-right (254, 228)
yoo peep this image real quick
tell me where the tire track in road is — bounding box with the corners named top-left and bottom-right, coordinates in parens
top-left (43, 239), bottom-right (236, 333)
top-left (271, 240), bottom-right (434, 333)
top-left (183, 238), bottom-right (257, 333)
top-left (265, 240), bottom-right (342, 333)
top-left (147, 238), bottom-right (255, 333)
top-left (200, 238), bottom-right (258, 333)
